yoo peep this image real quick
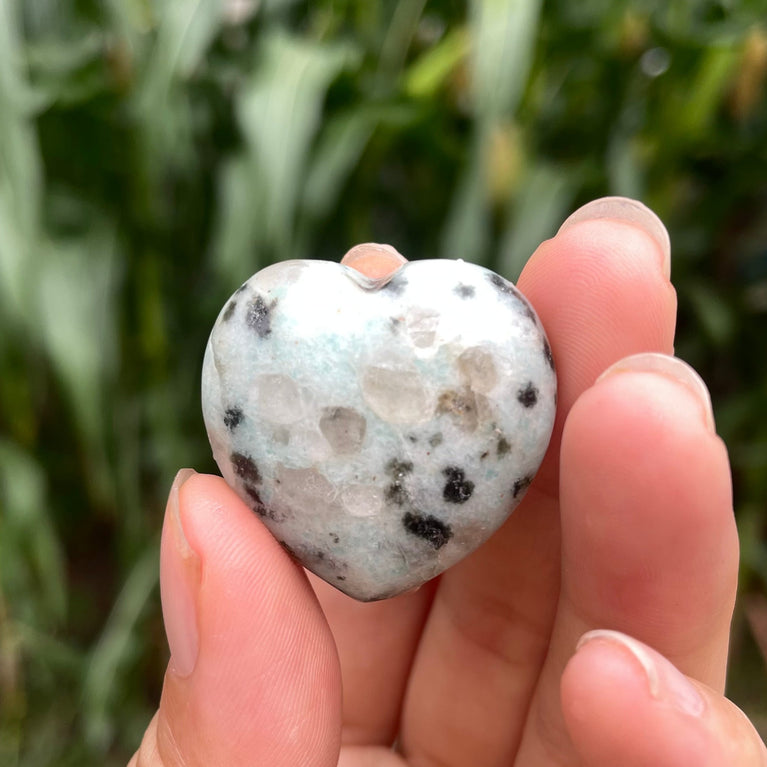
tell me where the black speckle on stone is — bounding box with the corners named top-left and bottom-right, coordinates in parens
top-left (222, 300), bottom-right (237, 322)
top-left (385, 458), bottom-right (413, 506)
top-left (278, 540), bottom-right (297, 558)
top-left (488, 273), bottom-right (537, 322)
top-left (231, 452), bottom-right (261, 484)
top-left (513, 475), bottom-right (533, 499)
top-left (543, 337), bottom-right (555, 371)
top-left (517, 382), bottom-right (538, 408)
top-left (386, 458), bottom-right (413, 478)
top-left (244, 483), bottom-right (262, 504)
top-left (336, 575), bottom-right (346, 581)
top-left (407, 434), bottom-right (418, 443)
top-left (224, 406), bottom-right (243, 430)
top-left (518, 296), bottom-right (538, 324)
top-left (386, 482), bottom-right (410, 506)
top-left (429, 433), bottom-right (443, 448)
top-left (402, 512), bottom-right (453, 549)
top-left (480, 450), bottom-right (489, 460)
top-left (497, 436), bottom-right (511, 456)
top-left (390, 316), bottom-right (403, 332)
top-left (454, 283), bottom-right (475, 299)
top-left (303, 547), bottom-right (348, 575)
top-left (246, 294), bottom-right (275, 338)
top-left (489, 272), bottom-right (513, 295)
top-left (442, 466), bottom-right (474, 504)
top-left (244, 482), bottom-right (281, 521)
top-left (244, 483), bottom-right (266, 514)
top-left (329, 532), bottom-right (340, 544)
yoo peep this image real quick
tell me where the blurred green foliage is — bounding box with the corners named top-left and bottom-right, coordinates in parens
top-left (1, 0), bottom-right (766, 763)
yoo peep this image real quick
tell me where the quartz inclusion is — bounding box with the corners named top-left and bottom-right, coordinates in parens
top-left (201, 258), bottom-right (556, 601)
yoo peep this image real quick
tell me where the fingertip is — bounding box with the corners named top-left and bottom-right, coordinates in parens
top-left (596, 353), bottom-right (716, 433)
top-left (176, 471), bottom-right (243, 520)
top-left (177, 472), bottom-right (293, 567)
top-left (561, 635), bottom-right (708, 767)
top-left (517, 210), bottom-right (677, 459)
top-left (563, 633), bottom-right (767, 767)
top-left (557, 196), bottom-right (671, 279)
top-left (562, 630), bottom-right (642, 731)
top-left (565, 359), bottom-right (723, 465)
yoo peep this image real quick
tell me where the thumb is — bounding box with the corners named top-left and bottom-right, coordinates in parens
top-left (130, 471), bottom-right (342, 767)
top-left (562, 629), bottom-right (767, 766)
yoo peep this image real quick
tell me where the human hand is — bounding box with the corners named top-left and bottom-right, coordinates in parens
top-left (130, 197), bottom-right (767, 766)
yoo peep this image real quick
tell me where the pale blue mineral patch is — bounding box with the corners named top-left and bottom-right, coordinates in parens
top-left (201, 256), bottom-right (556, 601)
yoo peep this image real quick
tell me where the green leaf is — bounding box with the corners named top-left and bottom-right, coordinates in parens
top-left (260, 0), bottom-right (302, 14)
top-left (376, 0), bottom-right (428, 88)
top-left (144, 0), bottom-right (222, 83)
top-left (303, 109), bottom-right (376, 221)
top-left (738, 503), bottom-right (767, 590)
top-left (404, 26), bottom-right (470, 99)
top-left (469, 0), bottom-right (543, 119)
top-left (669, 44), bottom-right (740, 141)
top-left (607, 133), bottom-right (645, 201)
top-left (36, 233), bottom-right (118, 505)
top-left (103, 0), bottom-right (156, 36)
top-left (0, 0), bottom-right (43, 323)
top-left (81, 542), bottom-right (159, 752)
top-left (442, 0), bottom-right (543, 266)
top-left (0, 440), bottom-right (67, 624)
top-left (134, 0), bottom-right (224, 167)
top-left (0, 187), bottom-right (37, 328)
top-left (440, 130), bottom-right (491, 263)
top-left (685, 280), bottom-right (736, 347)
top-left (209, 152), bottom-right (265, 285)
top-left (25, 35), bottom-right (112, 108)
top-left (235, 31), bottom-right (357, 256)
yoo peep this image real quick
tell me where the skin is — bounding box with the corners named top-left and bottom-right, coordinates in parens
top-left (130, 201), bottom-right (767, 767)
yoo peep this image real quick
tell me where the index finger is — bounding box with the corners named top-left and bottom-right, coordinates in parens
top-left (520, 196), bottom-right (674, 492)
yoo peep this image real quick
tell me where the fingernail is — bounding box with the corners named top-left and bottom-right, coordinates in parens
top-left (160, 469), bottom-right (200, 678)
top-left (341, 243), bottom-right (408, 291)
top-left (578, 630), bottom-right (706, 718)
top-left (558, 197), bottom-right (671, 279)
top-left (597, 352), bottom-right (715, 433)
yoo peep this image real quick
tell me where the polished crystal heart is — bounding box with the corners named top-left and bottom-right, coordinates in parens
top-left (201, 257), bottom-right (556, 601)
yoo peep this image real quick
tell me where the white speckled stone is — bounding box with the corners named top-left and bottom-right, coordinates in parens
top-left (201, 258), bottom-right (556, 601)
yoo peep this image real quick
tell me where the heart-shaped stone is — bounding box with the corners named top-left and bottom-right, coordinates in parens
top-left (201, 256), bottom-right (556, 601)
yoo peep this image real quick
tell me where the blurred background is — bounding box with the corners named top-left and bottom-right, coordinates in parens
top-left (1, 0), bottom-right (766, 764)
